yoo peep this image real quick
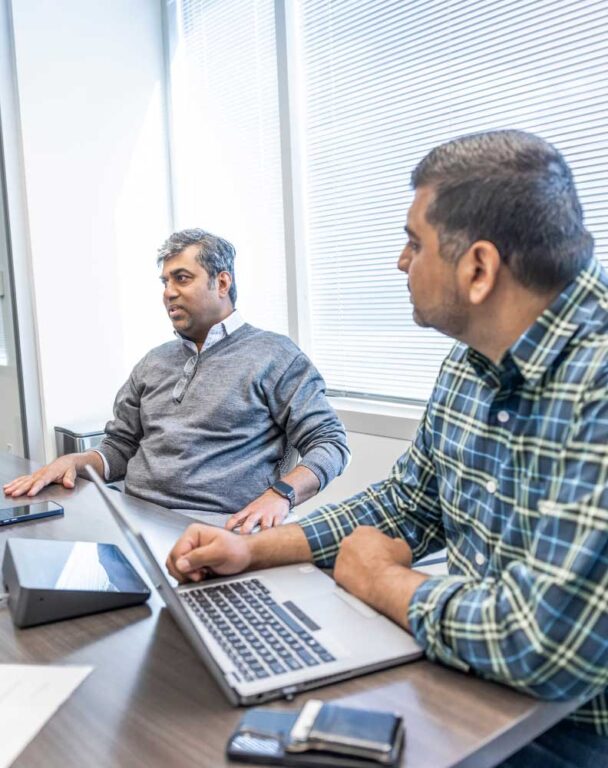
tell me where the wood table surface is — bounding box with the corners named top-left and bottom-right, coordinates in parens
top-left (0, 453), bottom-right (581, 768)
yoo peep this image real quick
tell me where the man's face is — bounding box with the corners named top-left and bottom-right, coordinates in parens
top-left (397, 186), bottom-right (470, 339)
top-left (160, 244), bottom-right (225, 343)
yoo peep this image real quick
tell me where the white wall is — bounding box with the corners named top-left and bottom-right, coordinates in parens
top-left (9, 0), bottom-right (171, 460)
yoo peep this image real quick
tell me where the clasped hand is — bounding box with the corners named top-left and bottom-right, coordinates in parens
top-left (225, 489), bottom-right (290, 534)
top-left (333, 526), bottom-right (413, 608)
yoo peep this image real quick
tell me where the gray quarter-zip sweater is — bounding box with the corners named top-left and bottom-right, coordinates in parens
top-left (98, 323), bottom-right (349, 514)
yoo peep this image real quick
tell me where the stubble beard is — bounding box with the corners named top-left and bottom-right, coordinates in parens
top-left (412, 291), bottom-right (469, 340)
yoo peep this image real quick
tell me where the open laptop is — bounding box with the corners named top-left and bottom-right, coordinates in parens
top-left (87, 466), bottom-right (422, 706)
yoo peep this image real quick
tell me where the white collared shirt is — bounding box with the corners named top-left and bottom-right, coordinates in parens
top-left (176, 309), bottom-right (245, 354)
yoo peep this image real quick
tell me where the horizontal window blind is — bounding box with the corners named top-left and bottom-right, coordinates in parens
top-left (170, 0), bottom-right (288, 334)
top-left (295, 0), bottom-right (608, 402)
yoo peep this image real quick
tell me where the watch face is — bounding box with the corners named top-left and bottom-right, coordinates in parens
top-left (272, 481), bottom-right (295, 507)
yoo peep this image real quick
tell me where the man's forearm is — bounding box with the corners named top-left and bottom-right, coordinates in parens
top-left (332, 528), bottom-right (429, 631)
top-left (280, 464), bottom-right (320, 506)
top-left (74, 450), bottom-right (105, 478)
top-left (247, 523), bottom-right (314, 570)
top-left (371, 565), bottom-right (429, 630)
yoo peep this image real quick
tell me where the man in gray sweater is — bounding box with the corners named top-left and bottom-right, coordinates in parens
top-left (4, 229), bottom-right (350, 532)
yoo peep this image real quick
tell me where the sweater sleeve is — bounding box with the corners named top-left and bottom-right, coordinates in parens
top-left (267, 353), bottom-right (350, 490)
top-left (97, 357), bottom-right (146, 482)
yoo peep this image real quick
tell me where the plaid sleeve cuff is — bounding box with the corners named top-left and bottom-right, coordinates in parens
top-left (408, 574), bottom-right (471, 672)
top-left (299, 503), bottom-right (346, 568)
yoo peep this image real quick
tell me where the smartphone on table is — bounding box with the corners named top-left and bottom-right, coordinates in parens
top-left (0, 501), bottom-right (64, 527)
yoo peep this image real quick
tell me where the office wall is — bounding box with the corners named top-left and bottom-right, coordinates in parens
top-left (9, 0), bottom-right (171, 460)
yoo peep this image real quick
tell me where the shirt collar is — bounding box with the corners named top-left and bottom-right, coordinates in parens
top-left (175, 310), bottom-right (245, 354)
top-left (221, 309), bottom-right (245, 335)
top-left (465, 258), bottom-right (606, 387)
top-left (507, 259), bottom-right (605, 385)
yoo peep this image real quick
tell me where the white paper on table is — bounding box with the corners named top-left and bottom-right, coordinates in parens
top-left (0, 664), bottom-right (92, 768)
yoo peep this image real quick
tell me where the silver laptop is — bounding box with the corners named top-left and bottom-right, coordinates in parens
top-left (87, 467), bottom-right (422, 706)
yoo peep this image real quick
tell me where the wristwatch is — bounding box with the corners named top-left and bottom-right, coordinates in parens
top-left (270, 480), bottom-right (296, 509)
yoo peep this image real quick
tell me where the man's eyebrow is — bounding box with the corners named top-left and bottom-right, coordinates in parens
top-left (159, 268), bottom-right (195, 280)
top-left (404, 225), bottom-right (419, 239)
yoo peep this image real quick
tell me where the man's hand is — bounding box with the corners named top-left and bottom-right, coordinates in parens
top-left (334, 526), bottom-right (426, 630)
top-left (166, 524), bottom-right (253, 583)
top-left (167, 521), bottom-right (314, 583)
top-left (3, 454), bottom-right (86, 498)
top-left (225, 489), bottom-right (290, 534)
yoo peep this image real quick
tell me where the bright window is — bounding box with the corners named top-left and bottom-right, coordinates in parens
top-left (168, 0), bottom-right (608, 404)
top-left (169, 0), bottom-right (288, 334)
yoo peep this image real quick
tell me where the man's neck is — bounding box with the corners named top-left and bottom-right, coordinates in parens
top-left (464, 285), bottom-right (562, 365)
top-left (191, 307), bottom-right (236, 352)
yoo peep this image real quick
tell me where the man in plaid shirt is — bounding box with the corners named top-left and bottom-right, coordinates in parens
top-left (168, 130), bottom-right (608, 766)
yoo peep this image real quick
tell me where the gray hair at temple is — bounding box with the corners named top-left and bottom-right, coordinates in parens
top-left (157, 228), bottom-right (237, 305)
top-left (411, 130), bottom-right (594, 293)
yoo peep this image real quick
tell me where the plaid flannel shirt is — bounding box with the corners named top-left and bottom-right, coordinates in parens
top-left (300, 258), bottom-right (608, 734)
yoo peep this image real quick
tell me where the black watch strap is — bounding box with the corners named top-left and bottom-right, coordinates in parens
top-left (270, 480), bottom-right (296, 509)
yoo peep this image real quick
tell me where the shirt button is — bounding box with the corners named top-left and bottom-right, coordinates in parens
top-left (497, 410), bottom-right (509, 423)
top-left (475, 552), bottom-right (485, 566)
top-left (486, 480), bottom-right (497, 494)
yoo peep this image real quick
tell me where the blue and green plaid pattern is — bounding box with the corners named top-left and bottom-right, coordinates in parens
top-left (301, 259), bottom-right (608, 734)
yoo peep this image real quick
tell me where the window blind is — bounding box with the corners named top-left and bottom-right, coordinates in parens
top-left (295, 0), bottom-right (608, 402)
top-left (170, 0), bottom-right (288, 334)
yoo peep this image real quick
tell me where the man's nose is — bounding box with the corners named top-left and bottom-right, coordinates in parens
top-left (397, 249), bottom-right (410, 273)
top-left (163, 281), bottom-right (178, 300)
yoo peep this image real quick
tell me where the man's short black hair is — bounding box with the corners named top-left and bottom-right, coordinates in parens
top-left (411, 130), bottom-right (593, 292)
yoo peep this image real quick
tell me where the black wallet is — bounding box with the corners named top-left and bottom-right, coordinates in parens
top-left (226, 699), bottom-right (404, 768)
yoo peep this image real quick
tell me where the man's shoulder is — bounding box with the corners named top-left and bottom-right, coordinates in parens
top-left (555, 264), bottom-right (608, 387)
top-left (240, 325), bottom-right (304, 360)
top-left (144, 338), bottom-right (183, 359)
top-left (131, 339), bottom-right (183, 371)
top-left (435, 341), bottom-right (469, 378)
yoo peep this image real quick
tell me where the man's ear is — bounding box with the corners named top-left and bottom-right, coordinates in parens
top-left (217, 271), bottom-right (232, 299)
top-left (457, 241), bottom-right (501, 306)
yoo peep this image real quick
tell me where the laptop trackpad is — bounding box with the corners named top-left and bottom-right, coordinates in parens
top-left (332, 586), bottom-right (378, 618)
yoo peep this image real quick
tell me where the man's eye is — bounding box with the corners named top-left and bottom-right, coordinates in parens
top-left (176, 275), bottom-right (190, 283)
top-left (407, 240), bottom-right (420, 253)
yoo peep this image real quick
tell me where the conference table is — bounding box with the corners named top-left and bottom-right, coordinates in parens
top-left (0, 453), bottom-right (583, 768)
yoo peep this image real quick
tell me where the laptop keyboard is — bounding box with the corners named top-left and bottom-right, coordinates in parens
top-left (182, 578), bottom-right (336, 682)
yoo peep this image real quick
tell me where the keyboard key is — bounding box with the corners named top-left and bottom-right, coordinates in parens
top-left (182, 579), bottom-right (333, 679)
